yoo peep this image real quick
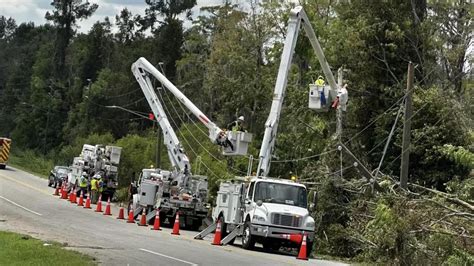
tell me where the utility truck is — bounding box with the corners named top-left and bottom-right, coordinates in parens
top-left (129, 57), bottom-right (252, 229)
top-left (69, 144), bottom-right (122, 200)
top-left (195, 6), bottom-right (348, 258)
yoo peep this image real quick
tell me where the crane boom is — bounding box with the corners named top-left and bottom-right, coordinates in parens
top-left (132, 61), bottom-right (190, 182)
top-left (256, 6), bottom-right (339, 177)
top-left (132, 57), bottom-right (252, 157)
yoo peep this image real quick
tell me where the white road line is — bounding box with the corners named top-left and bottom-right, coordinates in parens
top-left (139, 248), bottom-right (198, 266)
top-left (0, 195), bottom-right (42, 216)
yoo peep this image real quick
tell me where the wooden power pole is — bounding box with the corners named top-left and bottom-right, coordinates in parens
top-left (400, 62), bottom-right (414, 189)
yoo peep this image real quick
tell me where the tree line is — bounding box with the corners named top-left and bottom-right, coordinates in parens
top-left (0, 0), bottom-right (472, 263)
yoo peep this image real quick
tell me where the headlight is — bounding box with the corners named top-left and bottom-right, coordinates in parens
top-left (252, 215), bottom-right (266, 222)
top-left (305, 221), bottom-right (315, 228)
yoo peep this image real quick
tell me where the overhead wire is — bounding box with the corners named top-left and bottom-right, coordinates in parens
top-left (153, 83), bottom-right (220, 179)
top-left (158, 83), bottom-right (248, 176)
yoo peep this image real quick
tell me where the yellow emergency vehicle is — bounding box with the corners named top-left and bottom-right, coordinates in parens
top-left (0, 137), bottom-right (11, 169)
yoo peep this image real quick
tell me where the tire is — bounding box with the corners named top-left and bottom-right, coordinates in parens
top-left (306, 240), bottom-right (313, 258)
top-left (241, 221), bottom-right (255, 250)
top-left (0, 164), bottom-right (5, 169)
top-left (48, 175), bottom-right (54, 187)
top-left (263, 240), bottom-right (280, 252)
top-left (218, 215), bottom-right (228, 239)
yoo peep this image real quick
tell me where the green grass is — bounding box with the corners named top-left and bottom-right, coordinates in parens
top-left (0, 231), bottom-right (96, 265)
top-left (8, 149), bottom-right (54, 179)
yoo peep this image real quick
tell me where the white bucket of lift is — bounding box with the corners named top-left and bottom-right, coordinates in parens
top-left (308, 84), bottom-right (331, 112)
top-left (222, 131), bottom-right (252, 156)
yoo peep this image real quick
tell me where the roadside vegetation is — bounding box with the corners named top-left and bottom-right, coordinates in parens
top-left (0, 0), bottom-right (472, 264)
top-left (0, 231), bottom-right (96, 265)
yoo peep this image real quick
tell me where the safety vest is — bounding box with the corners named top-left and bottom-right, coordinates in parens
top-left (91, 179), bottom-right (98, 190)
top-left (79, 176), bottom-right (88, 188)
top-left (315, 78), bottom-right (325, 87)
top-left (98, 179), bottom-right (104, 192)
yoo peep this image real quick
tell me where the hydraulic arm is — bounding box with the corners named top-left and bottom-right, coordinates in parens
top-left (132, 57), bottom-right (252, 157)
top-left (256, 6), bottom-right (340, 177)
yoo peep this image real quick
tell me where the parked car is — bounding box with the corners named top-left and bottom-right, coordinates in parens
top-left (48, 166), bottom-right (70, 188)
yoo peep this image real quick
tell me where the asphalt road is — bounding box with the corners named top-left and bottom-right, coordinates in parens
top-left (0, 167), bottom-right (349, 266)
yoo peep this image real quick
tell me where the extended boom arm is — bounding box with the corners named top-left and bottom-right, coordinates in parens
top-left (132, 57), bottom-right (252, 157)
top-left (256, 6), bottom-right (339, 177)
top-left (132, 61), bottom-right (191, 187)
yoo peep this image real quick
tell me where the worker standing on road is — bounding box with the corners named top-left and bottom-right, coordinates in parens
top-left (98, 175), bottom-right (104, 200)
top-left (90, 175), bottom-right (99, 204)
top-left (79, 172), bottom-right (88, 197)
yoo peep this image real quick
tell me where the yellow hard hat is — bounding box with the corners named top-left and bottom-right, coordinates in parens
top-left (291, 175), bottom-right (297, 181)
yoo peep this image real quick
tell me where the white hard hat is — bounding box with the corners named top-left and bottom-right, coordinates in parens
top-left (82, 172), bottom-right (87, 176)
top-left (238, 116), bottom-right (244, 121)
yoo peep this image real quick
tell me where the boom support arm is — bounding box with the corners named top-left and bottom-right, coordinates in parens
top-left (256, 6), bottom-right (339, 177)
top-left (132, 57), bottom-right (251, 156)
top-left (132, 61), bottom-right (191, 181)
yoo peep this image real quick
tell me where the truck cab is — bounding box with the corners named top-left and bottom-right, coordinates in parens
top-left (213, 177), bottom-right (315, 252)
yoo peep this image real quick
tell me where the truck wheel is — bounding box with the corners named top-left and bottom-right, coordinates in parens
top-left (241, 221), bottom-right (255, 250)
top-left (48, 176), bottom-right (54, 187)
top-left (263, 241), bottom-right (280, 252)
top-left (218, 216), bottom-right (227, 239)
top-left (306, 240), bottom-right (313, 258)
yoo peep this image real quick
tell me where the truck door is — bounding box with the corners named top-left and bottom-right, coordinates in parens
top-left (245, 181), bottom-right (255, 213)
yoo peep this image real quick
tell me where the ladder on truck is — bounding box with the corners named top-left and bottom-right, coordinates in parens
top-left (194, 222), bottom-right (243, 245)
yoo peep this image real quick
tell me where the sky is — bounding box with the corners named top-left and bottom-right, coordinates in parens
top-left (0, 0), bottom-right (243, 32)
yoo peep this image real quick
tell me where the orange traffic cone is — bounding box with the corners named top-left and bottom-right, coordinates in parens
top-left (103, 198), bottom-right (112, 215)
top-left (117, 206), bottom-right (125, 219)
top-left (70, 189), bottom-right (77, 204)
top-left (171, 212), bottom-right (180, 235)
top-left (150, 210), bottom-right (161, 231)
top-left (77, 191), bottom-right (84, 206)
top-left (61, 184), bottom-right (68, 199)
top-left (296, 234), bottom-right (309, 260)
top-left (84, 194), bottom-right (91, 209)
top-left (281, 234), bottom-right (303, 244)
top-left (211, 219), bottom-right (223, 245)
top-left (138, 209), bottom-right (147, 226)
top-left (53, 186), bottom-right (60, 196)
top-left (95, 195), bottom-right (102, 212)
top-left (127, 208), bottom-right (135, 223)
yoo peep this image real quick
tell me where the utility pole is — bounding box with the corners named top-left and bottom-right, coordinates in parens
top-left (400, 62), bottom-right (414, 189)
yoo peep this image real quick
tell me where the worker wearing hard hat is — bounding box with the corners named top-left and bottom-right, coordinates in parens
top-left (227, 116), bottom-right (245, 132)
top-left (315, 76), bottom-right (325, 87)
top-left (79, 172), bottom-right (88, 198)
top-left (90, 175), bottom-right (99, 204)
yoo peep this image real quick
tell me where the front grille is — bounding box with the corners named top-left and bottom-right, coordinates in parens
top-left (271, 213), bottom-right (301, 227)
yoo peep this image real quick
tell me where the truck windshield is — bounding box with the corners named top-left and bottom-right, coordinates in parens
top-left (254, 182), bottom-right (307, 208)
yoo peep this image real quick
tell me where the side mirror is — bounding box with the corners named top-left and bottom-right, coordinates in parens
top-left (256, 200), bottom-right (263, 206)
top-left (309, 191), bottom-right (318, 211)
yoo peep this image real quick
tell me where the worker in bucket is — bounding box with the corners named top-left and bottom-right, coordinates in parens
top-left (79, 172), bottom-right (88, 197)
top-left (227, 116), bottom-right (245, 132)
top-left (315, 75), bottom-right (325, 86)
top-left (90, 175), bottom-right (99, 204)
